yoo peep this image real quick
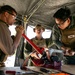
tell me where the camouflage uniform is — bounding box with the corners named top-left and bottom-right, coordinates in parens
top-left (25, 36), bottom-right (49, 66)
top-left (52, 16), bottom-right (75, 64)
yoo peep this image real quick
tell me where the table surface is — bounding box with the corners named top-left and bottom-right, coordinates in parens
top-left (0, 65), bottom-right (75, 75)
top-left (61, 65), bottom-right (75, 75)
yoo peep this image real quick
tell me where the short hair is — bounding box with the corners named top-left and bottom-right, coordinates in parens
top-left (33, 24), bottom-right (45, 32)
top-left (0, 5), bottom-right (17, 14)
top-left (53, 7), bottom-right (71, 21)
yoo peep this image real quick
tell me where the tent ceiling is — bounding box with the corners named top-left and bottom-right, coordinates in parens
top-left (0, 0), bottom-right (75, 29)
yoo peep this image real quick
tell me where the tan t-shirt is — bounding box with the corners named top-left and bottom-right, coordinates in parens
top-left (0, 20), bottom-right (14, 55)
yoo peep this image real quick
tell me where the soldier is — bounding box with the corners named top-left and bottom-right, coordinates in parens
top-left (25, 24), bottom-right (50, 66)
top-left (0, 5), bottom-right (24, 66)
top-left (52, 7), bottom-right (75, 64)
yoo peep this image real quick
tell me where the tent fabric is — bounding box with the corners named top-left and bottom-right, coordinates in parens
top-left (0, 0), bottom-right (75, 29)
top-left (0, 0), bottom-right (75, 66)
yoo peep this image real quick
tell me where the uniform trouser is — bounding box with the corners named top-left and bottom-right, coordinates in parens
top-left (64, 55), bottom-right (75, 65)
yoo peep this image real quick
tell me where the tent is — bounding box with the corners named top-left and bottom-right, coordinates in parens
top-left (0, 0), bottom-right (75, 29)
top-left (0, 0), bottom-right (75, 66)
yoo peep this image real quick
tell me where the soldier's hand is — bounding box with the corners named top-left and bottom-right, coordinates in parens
top-left (31, 52), bottom-right (40, 59)
top-left (15, 25), bottom-right (24, 34)
top-left (45, 50), bottom-right (50, 60)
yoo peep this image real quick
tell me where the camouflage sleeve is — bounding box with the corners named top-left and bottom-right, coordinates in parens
top-left (51, 25), bottom-right (64, 49)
